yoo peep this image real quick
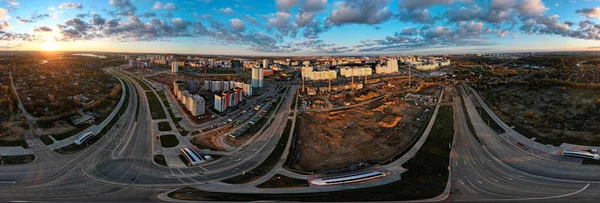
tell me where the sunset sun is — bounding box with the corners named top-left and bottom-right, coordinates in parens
top-left (40, 41), bottom-right (58, 51)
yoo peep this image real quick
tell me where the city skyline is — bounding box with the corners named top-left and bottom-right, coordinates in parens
top-left (1, 0), bottom-right (600, 55)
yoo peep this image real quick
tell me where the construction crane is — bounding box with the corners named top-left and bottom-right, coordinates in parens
top-left (328, 72), bottom-right (332, 93)
top-left (351, 67), bottom-right (355, 90)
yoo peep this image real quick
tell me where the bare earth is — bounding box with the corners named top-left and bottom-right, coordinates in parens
top-left (293, 99), bottom-right (423, 172)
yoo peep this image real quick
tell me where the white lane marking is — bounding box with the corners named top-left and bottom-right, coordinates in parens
top-left (461, 183), bottom-right (590, 202)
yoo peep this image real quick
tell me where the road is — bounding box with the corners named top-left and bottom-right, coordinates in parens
top-left (0, 68), bottom-right (299, 201)
top-left (5, 73), bottom-right (600, 202)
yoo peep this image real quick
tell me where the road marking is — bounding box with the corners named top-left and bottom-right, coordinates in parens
top-left (461, 183), bottom-right (590, 201)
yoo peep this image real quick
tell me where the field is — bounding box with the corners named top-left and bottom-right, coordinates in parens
top-left (291, 99), bottom-right (425, 172)
top-left (481, 82), bottom-right (600, 146)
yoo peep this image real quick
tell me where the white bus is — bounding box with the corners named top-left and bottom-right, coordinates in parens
top-left (74, 132), bottom-right (95, 145)
top-left (310, 170), bottom-right (386, 186)
top-left (180, 147), bottom-right (204, 166)
top-left (562, 150), bottom-right (600, 160)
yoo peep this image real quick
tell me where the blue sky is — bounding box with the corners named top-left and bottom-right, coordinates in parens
top-left (1, 0), bottom-right (600, 55)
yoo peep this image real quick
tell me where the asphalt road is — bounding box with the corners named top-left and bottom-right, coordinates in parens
top-left (0, 69), bottom-right (296, 202)
top-left (4, 76), bottom-right (600, 202)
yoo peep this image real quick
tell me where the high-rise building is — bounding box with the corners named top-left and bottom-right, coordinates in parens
top-left (258, 66), bottom-right (264, 88)
top-left (263, 59), bottom-right (269, 69)
top-left (189, 95), bottom-right (205, 116)
top-left (171, 61), bottom-right (179, 73)
top-left (301, 66), bottom-right (337, 81)
top-left (252, 66), bottom-right (263, 88)
top-left (375, 59), bottom-right (399, 74)
top-left (340, 66), bottom-right (372, 77)
top-left (184, 80), bottom-right (199, 93)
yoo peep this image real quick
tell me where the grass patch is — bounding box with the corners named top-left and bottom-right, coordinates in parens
top-left (154, 154), bottom-right (168, 167)
top-left (474, 106), bottom-right (506, 134)
top-left (290, 92), bottom-right (297, 109)
top-left (0, 139), bottom-right (29, 148)
top-left (160, 134), bottom-right (179, 148)
top-left (135, 83), bottom-right (140, 121)
top-left (278, 87), bottom-right (288, 94)
top-left (222, 119), bottom-right (292, 184)
top-left (146, 92), bottom-right (167, 120)
top-left (168, 107), bottom-right (454, 201)
top-left (50, 124), bottom-right (91, 141)
top-left (39, 135), bottom-right (54, 145)
top-left (582, 159), bottom-right (600, 165)
top-left (0, 154), bottom-right (35, 165)
top-left (458, 87), bottom-right (481, 143)
top-left (256, 174), bottom-right (309, 188)
top-left (158, 122), bottom-right (172, 131)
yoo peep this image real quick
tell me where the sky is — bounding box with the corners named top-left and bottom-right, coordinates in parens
top-left (1, 0), bottom-right (600, 55)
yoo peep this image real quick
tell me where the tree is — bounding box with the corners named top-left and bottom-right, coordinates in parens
top-left (524, 111), bottom-right (539, 120)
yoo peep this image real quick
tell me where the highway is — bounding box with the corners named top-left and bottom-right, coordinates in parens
top-left (0, 68), bottom-right (298, 201)
top-left (4, 73), bottom-right (600, 202)
top-left (449, 86), bottom-right (588, 201)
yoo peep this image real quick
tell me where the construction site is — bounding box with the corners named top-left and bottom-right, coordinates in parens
top-left (289, 75), bottom-right (441, 173)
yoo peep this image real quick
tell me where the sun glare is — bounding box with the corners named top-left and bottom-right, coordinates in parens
top-left (40, 41), bottom-right (58, 51)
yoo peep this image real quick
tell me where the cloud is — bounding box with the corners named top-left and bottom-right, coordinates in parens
top-left (193, 12), bottom-right (212, 19)
top-left (16, 17), bottom-right (31, 23)
top-left (8, 0), bottom-right (19, 6)
top-left (0, 8), bottom-right (10, 21)
top-left (163, 3), bottom-right (177, 10)
top-left (109, 0), bottom-right (137, 16)
top-left (515, 0), bottom-right (547, 17)
top-left (268, 11), bottom-right (295, 37)
top-left (0, 21), bottom-right (11, 30)
top-left (276, 0), bottom-right (299, 12)
top-left (399, 8), bottom-right (433, 24)
top-left (152, 2), bottom-right (163, 10)
top-left (400, 0), bottom-right (459, 9)
top-left (230, 18), bottom-right (245, 32)
top-left (140, 11), bottom-right (157, 18)
top-left (218, 7), bottom-right (234, 15)
top-left (242, 14), bottom-right (259, 25)
top-left (90, 13), bottom-right (106, 25)
top-left (397, 27), bottom-right (418, 36)
top-left (302, 0), bottom-right (327, 12)
top-left (576, 7), bottom-right (600, 19)
top-left (325, 0), bottom-right (392, 27)
top-left (33, 26), bottom-right (53, 32)
top-left (59, 2), bottom-right (83, 9)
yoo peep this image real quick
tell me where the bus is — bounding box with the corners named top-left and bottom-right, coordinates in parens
top-left (562, 150), bottom-right (600, 160)
top-left (180, 147), bottom-right (204, 166)
top-left (74, 132), bottom-right (95, 145)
